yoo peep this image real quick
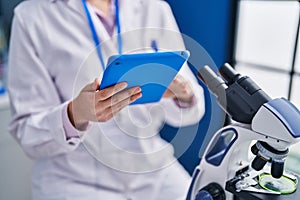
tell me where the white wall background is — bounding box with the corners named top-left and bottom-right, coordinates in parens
top-left (235, 1), bottom-right (300, 104)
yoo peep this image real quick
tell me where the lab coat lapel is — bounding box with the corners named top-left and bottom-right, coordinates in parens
top-left (86, 3), bottom-right (117, 59)
top-left (65, 0), bottom-right (145, 62)
top-left (65, 0), bottom-right (113, 41)
top-left (118, 0), bottom-right (145, 53)
top-left (66, 0), bottom-right (86, 18)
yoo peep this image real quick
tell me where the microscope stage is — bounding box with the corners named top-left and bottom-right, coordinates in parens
top-left (226, 173), bottom-right (300, 200)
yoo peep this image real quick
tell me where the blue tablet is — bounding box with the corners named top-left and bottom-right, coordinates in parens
top-left (100, 51), bottom-right (190, 105)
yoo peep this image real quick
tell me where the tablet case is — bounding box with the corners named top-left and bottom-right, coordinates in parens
top-left (100, 51), bottom-right (190, 105)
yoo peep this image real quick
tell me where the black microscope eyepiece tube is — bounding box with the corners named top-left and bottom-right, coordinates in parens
top-left (219, 63), bottom-right (242, 84)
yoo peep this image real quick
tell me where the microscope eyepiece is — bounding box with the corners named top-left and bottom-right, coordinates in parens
top-left (219, 63), bottom-right (241, 84)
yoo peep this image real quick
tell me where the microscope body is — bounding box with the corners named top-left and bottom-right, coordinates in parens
top-left (187, 64), bottom-right (300, 200)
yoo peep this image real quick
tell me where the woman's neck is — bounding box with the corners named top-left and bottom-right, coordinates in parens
top-left (87, 0), bottom-right (112, 17)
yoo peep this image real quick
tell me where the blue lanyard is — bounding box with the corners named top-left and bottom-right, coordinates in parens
top-left (82, 0), bottom-right (122, 71)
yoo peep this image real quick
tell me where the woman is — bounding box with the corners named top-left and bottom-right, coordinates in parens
top-left (8, 0), bottom-right (205, 199)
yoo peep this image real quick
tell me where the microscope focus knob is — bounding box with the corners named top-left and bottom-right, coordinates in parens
top-left (195, 183), bottom-right (225, 200)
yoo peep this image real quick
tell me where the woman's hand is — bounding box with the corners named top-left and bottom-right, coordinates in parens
top-left (163, 74), bottom-right (194, 103)
top-left (68, 78), bottom-right (142, 129)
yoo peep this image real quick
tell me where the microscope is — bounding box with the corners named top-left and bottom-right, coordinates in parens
top-left (187, 63), bottom-right (300, 200)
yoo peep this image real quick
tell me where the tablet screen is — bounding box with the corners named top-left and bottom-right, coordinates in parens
top-left (100, 51), bottom-right (190, 105)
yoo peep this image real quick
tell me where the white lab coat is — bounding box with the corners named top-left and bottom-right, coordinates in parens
top-left (8, 0), bottom-right (205, 199)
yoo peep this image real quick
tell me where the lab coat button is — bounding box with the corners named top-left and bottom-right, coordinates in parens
top-left (68, 141), bottom-right (75, 145)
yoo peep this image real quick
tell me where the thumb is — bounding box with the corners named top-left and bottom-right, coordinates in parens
top-left (84, 78), bottom-right (100, 91)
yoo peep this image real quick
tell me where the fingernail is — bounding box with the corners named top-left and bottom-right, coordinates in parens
top-left (120, 82), bottom-right (128, 88)
top-left (134, 87), bottom-right (142, 93)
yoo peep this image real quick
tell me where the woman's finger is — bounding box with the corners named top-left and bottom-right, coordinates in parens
top-left (100, 86), bottom-right (141, 107)
top-left (111, 93), bottom-right (142, 112)
top-left (96, 82), bottom-right (128, 101)
top-left (101, 92), bottom-right (142, 121)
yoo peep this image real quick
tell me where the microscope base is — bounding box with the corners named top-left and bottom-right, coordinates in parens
top-left (226, 174), bottom-right (300, 200)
